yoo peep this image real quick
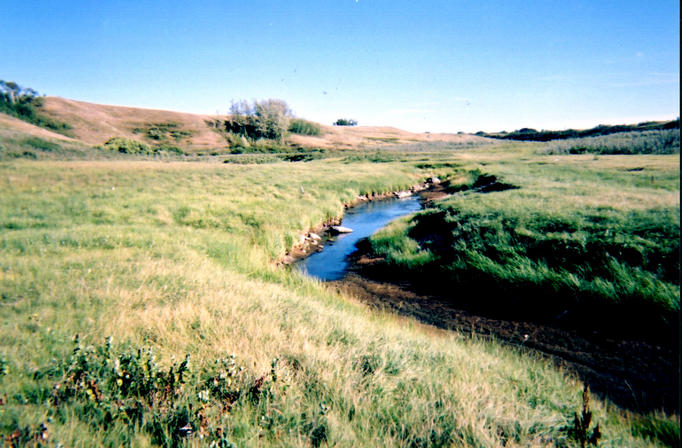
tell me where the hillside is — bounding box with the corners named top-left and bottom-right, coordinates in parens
top-left (31, 97), bottom-right (484, 152)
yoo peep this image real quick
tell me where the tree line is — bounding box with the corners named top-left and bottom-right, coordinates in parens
top-left (476, 119), bottom-right (680, 142)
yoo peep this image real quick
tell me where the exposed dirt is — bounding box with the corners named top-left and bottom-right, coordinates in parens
top-left (331, 260), bottom-right (678, 414)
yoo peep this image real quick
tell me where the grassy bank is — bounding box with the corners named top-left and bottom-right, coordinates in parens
top-left (367, 153), bottom-right (679, 344)
top-left (0, 151), bottom-right (678, 446)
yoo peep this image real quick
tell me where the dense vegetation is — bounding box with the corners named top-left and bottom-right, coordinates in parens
top-left (288, 118), bottom-right (322, 136)
top-left (99, 136), bottom-right (185, 156)
top-left (132, 122), bottom-right (193, 145)
top-left (0, 124), bottom-right (678, 445)
top-left (224, 99), bottom-right (292, 142)
top-left (542, 129), bottom-right (679, 155)
top-left (0, 80), bottom-right (72, 135)
top-left (477, 118), bottom-right (679, 142)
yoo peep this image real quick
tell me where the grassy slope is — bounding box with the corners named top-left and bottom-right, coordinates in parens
top-left (35, 97), bottom-right (485, 152)
top-left (0, 151), bottom-right (676, 446)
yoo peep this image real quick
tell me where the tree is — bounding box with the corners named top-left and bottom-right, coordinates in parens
top-left (226, 99), bottom-right (291, 141)
top-left (334, 118), bottom-right (357, 126)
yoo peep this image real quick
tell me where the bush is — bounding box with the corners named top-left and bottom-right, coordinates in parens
top-left (334, 118), bottom-right (358, 126)
top-left (225, 99), bottom-right (291, 141)
top-left (101, 137), bottom-right (152, 154)
top-left (99, 137), bottom-right (185, 156)
top-left (288, 118), bottom-right (322, 136)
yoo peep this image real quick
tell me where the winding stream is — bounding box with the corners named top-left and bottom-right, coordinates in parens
top-left (297, 196), bottom-right (422, 281)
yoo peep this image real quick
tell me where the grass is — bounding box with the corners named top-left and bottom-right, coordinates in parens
top-left (367, 152), bottom-right (679, 343)
top-left (0, 129), bottom-right (96, 161)
top-left (542, 129), bottom-right (680, 155)
top-left (0, 142), bottom-right (678, 446)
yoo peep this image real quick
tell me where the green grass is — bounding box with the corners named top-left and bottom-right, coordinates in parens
top-left (0, 143), bottom-right (678, 446)
top-left (0, 129), bottom-right (98, 161)
top-left (542, 129), bottom-right (680, 155)
top-left (367, 153), bottom-right (679, 343)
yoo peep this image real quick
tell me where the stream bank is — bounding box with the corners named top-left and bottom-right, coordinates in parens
top-left (279, 178), bottom-right (446, 265)
top-left (334, 245), bottom-right (677, 414)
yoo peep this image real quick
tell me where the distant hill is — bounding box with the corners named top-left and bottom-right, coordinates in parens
top-left (0, 96), bottom-right (485, 153)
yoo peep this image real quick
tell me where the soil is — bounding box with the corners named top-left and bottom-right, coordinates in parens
top-left (331, 259), bottom-right (678, 414)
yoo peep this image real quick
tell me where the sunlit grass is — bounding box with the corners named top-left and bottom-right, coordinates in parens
top-left (0, 149), bottom-right (678, 446)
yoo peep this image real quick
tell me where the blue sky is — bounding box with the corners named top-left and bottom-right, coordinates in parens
top-left (1, 1), bottom-right (678, 132)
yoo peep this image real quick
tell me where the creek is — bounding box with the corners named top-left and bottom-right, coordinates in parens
top-left (297, 196), bottom-right (422, 281)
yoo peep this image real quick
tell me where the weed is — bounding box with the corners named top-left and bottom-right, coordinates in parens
top-left (568, 385), bottom-right (602, 447)
top-left (7, 336), bottom-right (281, 447)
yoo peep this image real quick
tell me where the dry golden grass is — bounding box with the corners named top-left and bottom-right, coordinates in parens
top-left (34, 96), bottom-right (486, 152)
top-left (40, 97), bottom-right (227, 149)
top-left (0, 113), bottom-right (75, 142)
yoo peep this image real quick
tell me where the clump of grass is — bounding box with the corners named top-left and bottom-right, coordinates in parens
top-left (631, 413), bottom-right (681, 447)
top-left (19, 136), bottom-right (62, 152)
top-left (100, 137), bottom-right (185, 156)
top-left (343, 152), bottom-right (398, 163)
top-left (132, 122), bottom-right (193, 143)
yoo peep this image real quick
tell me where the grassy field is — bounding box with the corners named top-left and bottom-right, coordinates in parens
top-left (0, 139), bottom-right (679, 446)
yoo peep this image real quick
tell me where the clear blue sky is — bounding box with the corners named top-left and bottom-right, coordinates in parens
top-left (1, 1), bottom-right (679, 132)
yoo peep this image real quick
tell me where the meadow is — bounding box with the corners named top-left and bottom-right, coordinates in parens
top-left (0, 134), bottom-right (679, 446)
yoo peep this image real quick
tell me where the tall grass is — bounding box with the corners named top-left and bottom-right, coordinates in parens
top-left (542, 129), bottom-right (680, 155)
top-left (0, 150), bottom-right (677, 446)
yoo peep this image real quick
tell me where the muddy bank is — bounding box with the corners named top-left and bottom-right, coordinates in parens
top-left (333, 258), bottom-right (677, 414)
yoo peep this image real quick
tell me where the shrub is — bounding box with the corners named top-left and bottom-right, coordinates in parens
top-left (226, 99), bottom-right (291, 141)
top-left (99, 137), bottom-right (185, 156)
top-left (333, 118), bottom-right (358, 126)
top-left (101, 137), bottom-right (152, 154)
top-left (288, 118), bottom-right (322, 136)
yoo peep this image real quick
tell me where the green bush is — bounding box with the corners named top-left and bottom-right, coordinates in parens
top-left (225, 99), bottom-right (291, 141)
top-left (333, 118), bottom-right (357, 126)
top-left (99, 137), bottom-right (185, 156)
top-left (289, 118), bottom-right (322, 136)
top-left (101, 137), bottom-right (153, 154)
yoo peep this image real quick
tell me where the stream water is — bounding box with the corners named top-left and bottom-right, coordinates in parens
top-left (297, 196), bottom-right (422, 281)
